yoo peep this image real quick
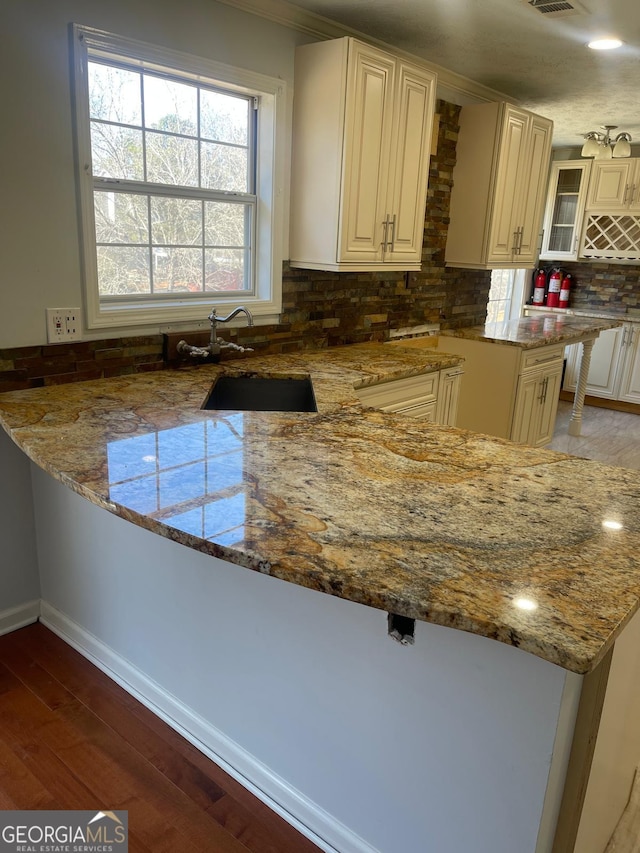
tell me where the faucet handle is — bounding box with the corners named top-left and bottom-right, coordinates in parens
top-left (207, 308), bottom-right (218, 324)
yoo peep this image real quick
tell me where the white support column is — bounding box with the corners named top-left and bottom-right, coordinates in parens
top-left (568, 338), bottom-right (595, 437)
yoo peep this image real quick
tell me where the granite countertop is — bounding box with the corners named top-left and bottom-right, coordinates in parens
top-left (440, 314), bottom-right (621, 348)
top-left (525, 305), bottom-right (640, 324)
top-left (1, 340), bottom-right (640, 675)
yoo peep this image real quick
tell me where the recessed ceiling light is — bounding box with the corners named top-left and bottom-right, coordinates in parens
top-left (588, 38), bottom-right (623, 50)
top-left (602, 519), bottom-right (623, 530)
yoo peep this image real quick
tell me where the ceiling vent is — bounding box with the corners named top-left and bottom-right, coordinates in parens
top-left (524, 0), bottom-right (586, 17)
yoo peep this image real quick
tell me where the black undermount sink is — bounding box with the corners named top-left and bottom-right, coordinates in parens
top-left (202, 375), bottom-right (318, 413)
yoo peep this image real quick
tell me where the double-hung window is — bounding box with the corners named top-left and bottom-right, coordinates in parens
top-left (73, 26), bottom-right (284, 330)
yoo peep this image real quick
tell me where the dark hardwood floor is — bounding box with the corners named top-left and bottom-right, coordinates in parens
top-left (0, 622), bottom-right (323, 853)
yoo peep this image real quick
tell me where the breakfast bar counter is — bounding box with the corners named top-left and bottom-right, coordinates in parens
top-left (2, 339), bottom-right (640, 853)
top-left (0, 340), bottom-right (636, 676)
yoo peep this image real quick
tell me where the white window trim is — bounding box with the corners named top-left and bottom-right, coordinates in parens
top-left (72, 24), bottom-right (286, 331)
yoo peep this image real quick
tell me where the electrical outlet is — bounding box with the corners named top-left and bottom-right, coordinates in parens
top-left (46, 308), bottom-right (83, 343)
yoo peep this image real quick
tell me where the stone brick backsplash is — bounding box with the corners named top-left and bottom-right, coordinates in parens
top-left (557, 261), bottom-right (640, 313)
top-left (0, 338), bottom-right (166, 392)
top-left (0, 101), bottom-right (492, 393)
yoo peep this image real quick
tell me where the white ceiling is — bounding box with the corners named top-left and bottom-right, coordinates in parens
top-left (280, 0), bottom-right (640, 149)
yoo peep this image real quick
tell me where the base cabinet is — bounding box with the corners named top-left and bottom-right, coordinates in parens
top-left (564, 323), bottom-right (640, 404)
top-left (512, 362), bottom-right (564, 446)
top-left (436, 366), bottom-right (464, 426)
top-left (355, 367), bottom-right (463, 425)
top-left (435, 336), bottom-right (564, 446)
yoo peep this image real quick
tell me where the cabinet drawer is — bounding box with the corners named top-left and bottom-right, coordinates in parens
top-left (394, 400), bottom-right (438, 420)
top-left (356, 371), bottom-right (439, 410)
top-left (520, 345), bottom-right (565, 374)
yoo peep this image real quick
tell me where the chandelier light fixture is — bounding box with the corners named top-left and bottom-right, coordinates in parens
top-left (581, 125), bottom-right (632, 159)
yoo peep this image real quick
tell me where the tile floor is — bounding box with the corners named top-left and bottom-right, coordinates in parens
top-left (549, 401), bottom-right (640, 471)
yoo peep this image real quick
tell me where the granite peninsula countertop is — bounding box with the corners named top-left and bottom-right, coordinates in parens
top-left (440, 314), bottom-right (621, 348)
top-left (525, 305), bottom-right (640, 323)
top-left (1, 340), bottom-right (640, 674)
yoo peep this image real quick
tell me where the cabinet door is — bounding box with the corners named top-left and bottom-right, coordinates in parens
top-left (384, 61), bottom-right (435, 265)
top-left (540, 161), bottom-right (591, 261)
top-left (562, 327), bottom-right (625, 399)
top-left (535, 365), bottom-right (563, 446)
top-left (435, 367), bottom-right (463, 426)
top-left (517, 114), bottom-right (553, 264)
top-left (586, 161), bottom-right (636, 211)
top-left (629, 163), bottom-right (640, 212)
top-left (618, 325), bottom-right (640, 403)
top-left (486, 107), bottom-right (529, 265)
top-left (339, 42), bottom-right (396, 263)
top-left (512, 365), bottom-right (562, 447)
top-left (511, 371), bottom-right (542, 445)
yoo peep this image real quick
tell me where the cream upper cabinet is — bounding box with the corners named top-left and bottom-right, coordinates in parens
top-left (445, 102), bottom-right (553, 270)
top-left (539, 160), bottom-right (591, 261)
top-left (586, 160), bottom-right (640, 212)
top-left (289, 37), bottom-right (436, 272)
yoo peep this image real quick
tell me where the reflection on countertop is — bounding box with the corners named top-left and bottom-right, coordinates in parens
top-left (1, 341), bottom-right (640, 675)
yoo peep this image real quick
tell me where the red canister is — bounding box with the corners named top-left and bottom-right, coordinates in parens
top-left (558, 274), bottom-right (572, 308)
top-left (532, 269), bottom-right (547, 306)
top-left (546, 269), bottom-right (562, 308)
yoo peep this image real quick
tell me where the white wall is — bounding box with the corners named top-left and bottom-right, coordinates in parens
top-left (32, 463), bottom-right (571, 853)
top-left (0, 431), bottom-right (40, 616)
top-left (0, 0), bottom-right (309, 348)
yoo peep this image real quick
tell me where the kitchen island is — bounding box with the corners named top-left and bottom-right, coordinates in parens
top-left (436, 313), bottom-right (620, 443)
top-left (1, 340), bottom-right (639, 853)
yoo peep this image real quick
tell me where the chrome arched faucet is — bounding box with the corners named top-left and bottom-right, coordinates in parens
top-left (177, 306), bottom-right (254, 359)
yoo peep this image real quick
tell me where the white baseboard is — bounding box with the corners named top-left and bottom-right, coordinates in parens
top-left (0, 599), bottom-right (40, 636)
top-left (39, 601), bottom-right (378, 853)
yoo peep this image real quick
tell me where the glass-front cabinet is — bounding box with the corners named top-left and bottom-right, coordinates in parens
top-left (539, 160), bottom-right (591, 261)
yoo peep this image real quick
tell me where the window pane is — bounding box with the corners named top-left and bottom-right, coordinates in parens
top-left (201, 141), bottom-right (248, 192)
top-left (143, 76), bottom-right (198, 135)
top-left (89, 64), bottom-right (142, 126)
top-left (91, 123), bottom-right (144, 180)
top-left (200, 90), bottom-right (248, 145)
top-left (205, 248), bottom-right (246, 291)
top-left (486, 301), bottom-right (508, 324)
top-left (204, 202), bottom-right (247, 246)
top-left (94, 192), bottom-right (149, 243)
top-left (489, 269), bottom-right (512, 301)
top-left (151, 197), bottom-right (202, 245)
top-left (146, 130), bottom-right (198, 186)
top-left (152, 247), bottom-right (203, 292)
top-left (97, 246), bottom-right (150, 295)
